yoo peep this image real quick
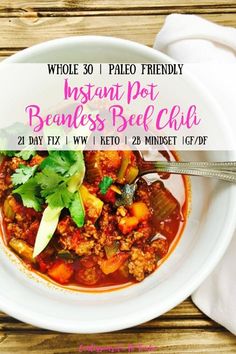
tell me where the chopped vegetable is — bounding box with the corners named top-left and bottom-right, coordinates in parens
top-left (11, 164), bottom-right (38, 186)
top-left (3, 197), bottom-right (15, 220)
top-left (69, 191), bottom-right (85, 228)
top-left (110, 185), bottom-right (122, 194)
top-left (85, 151), bottom-right (121, 183)
top-left (57, 250), bottom-right (74, 260)
top-left (117, 151), bottom-right (132, 183)
top-left (104, 241), bottom-right (120, 259)
top-left (48, 259), bottom-right (73, 284)
top-left (9, 238), bottom-right (34, 262)
top-left (33, 206), bottom-right (62, 258)
top-left (85, 153), bottom-right (102, 182)
top-left (99, 188), bottom-right (116, 203)
top-left (150, 181), bottom-right (180, 222)
top-left (115, 184), bottom-right (137, 207)
top-left (125, 166), bottom-right (139, 184)
top-left (67, 151), bottom-right (85, 191)
top-left (129, 202), bottom-right (149, 222)
top-left (99, 176), bottom-right (113, 195)
top-left (118, 216), bottom-right (139, 235)
top-left (100, 253), bottom-right (128, 275)
top-left (80, 185), bottom-right (103, 222)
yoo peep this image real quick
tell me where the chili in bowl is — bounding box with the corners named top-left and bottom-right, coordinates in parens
top-left (0, 150), bottom-right (188, 290)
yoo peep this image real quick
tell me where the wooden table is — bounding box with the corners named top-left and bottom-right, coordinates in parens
top-left (0, 1), bottom-right (236, 352)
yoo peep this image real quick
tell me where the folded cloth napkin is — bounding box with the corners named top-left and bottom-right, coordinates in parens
top-left (154, 14), bottom-right (236, 335)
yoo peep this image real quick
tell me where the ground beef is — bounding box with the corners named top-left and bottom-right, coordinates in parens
top-left (128, 247), bottom-right (157, 281)
top-left (75, 240), bottom-right (95, 256)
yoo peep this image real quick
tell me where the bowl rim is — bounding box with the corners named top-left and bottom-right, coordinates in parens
top-left (1, 35), bottom-right (236, 333)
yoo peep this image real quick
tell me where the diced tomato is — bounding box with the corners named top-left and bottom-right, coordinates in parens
top-left (37, 256), bottom-right (50, 273)
top-left (36, 247), bottom-right (54, 273)
top-left (48, 259), bottom-right (74, 285)
top-left (75, 266), bottom-right (101, 286)
top-left (100, 253), bottom-right (129, 275)
top-left (99, 188), bottom-right (116, 203)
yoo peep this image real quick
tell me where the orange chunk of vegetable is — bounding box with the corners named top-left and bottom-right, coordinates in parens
top-left (118, 216), bottom-right (139, 235)
top-left (103, 151), bottom-right (121, 170)
top-left (129, 202), bottom-right (149, 222)
top-left (100, 253), bottom-right (128, 275)
top-left (48, 260), bottom-right (73, 285)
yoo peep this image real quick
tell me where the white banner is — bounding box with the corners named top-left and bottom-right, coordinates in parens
top-left (0, 63), bottom-right (235, 151)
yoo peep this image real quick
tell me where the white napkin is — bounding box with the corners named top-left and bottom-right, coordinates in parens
top-left (154, 14), bottom-right (236, 335)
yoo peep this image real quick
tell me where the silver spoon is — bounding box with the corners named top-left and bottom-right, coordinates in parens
top-left (137, 160), bottom-right (236, 183)
top-left (115, 159), bottom-right (236, 207)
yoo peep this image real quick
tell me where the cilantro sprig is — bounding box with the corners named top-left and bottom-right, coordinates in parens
top-left (1, 150), bottom-right (36, 160)
top-left (36, 168), bottom-right (73, 208)
top-left (7, 150), bottom-right (86, 257)
top-left (40, 151), bottom-right (77, 175)
top-left (12, 164), bottom-right (38, 186)
top-left (13, 178), bottom-right (42, 212)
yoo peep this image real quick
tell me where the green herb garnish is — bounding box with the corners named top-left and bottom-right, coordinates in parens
top-left (0, 150), bottom-right (17, 157)
top-left (0, 150), bottom-right (36, 160)
top-left (99, 176), bottom-right (113, 195)
top-left (11, 164), bottom-right (38, 186)
top-left (16, 150), bottom-right (36, 161)
top-left (7, 150), bottom-right (86, 257)
top-left (13, 178), bottom-right (42, 212)
top-left (40, 151), bottom-right (77, 175)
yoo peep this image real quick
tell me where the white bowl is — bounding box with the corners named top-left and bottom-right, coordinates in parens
top-left (1, 36), bottom-right (236, 333)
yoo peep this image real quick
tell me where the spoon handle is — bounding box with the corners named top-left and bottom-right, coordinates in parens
top-left (155, 161), bottom-right (236, 171)
top-left (139, 161), bottom-right (236, 183)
